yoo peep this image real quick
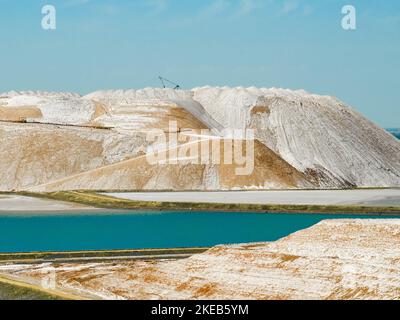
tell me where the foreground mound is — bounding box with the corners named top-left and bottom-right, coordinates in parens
top-left (2, 219), bottom-right (400, 300)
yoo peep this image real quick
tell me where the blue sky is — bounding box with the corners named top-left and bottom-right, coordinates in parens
top-left (0, 0), bottom-right (399, 127)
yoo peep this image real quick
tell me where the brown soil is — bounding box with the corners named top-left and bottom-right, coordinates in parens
top-left (0, 106), bottom-right (42, 122)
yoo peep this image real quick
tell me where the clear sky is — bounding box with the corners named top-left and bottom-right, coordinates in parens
top-left (0, 0), bottom-right (399, 127)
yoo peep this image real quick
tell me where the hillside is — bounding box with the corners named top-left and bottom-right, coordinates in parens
top-left (0, 88), bottom-right (399, 191)
top-left (193, 87), bottom-right (400, 187)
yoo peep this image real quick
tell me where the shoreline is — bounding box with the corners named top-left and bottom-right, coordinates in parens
top-left (0, 247), bottom-right (209, 263)
top-left (2, 208), bottom-right (400, 216)
top-left (105, 189), bottom-right (400, 206)
top-left (0, 274), bottom-right (86, 300)
top-left (0, 208), bottom-right (132, 216)
top-left (1, 190), bottom-right (400, 216)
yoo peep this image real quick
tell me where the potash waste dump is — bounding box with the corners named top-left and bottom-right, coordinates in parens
top-left (0, 87), bottom-right (399, 191)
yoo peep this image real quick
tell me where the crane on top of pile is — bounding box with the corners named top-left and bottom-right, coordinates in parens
top-left (158, 76), bottom-right (181, 90)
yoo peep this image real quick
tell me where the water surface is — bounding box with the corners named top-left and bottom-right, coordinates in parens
top-left (387, 128), bottom-right (400, 139)
top-left (0, 211), bottom-right (398, 253)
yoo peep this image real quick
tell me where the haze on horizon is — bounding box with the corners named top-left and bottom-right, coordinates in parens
top-left (0, 0), bottom-right (399, 127)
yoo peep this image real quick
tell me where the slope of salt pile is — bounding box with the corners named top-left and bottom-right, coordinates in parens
top-left (0, 91), bottom-right (94, 125)
top-left (192, 87), bottom-right (400, 188)
top-left (84, 88), bottom-right (224, 133)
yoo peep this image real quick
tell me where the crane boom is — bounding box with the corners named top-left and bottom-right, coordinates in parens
top-left (158, 76), bottom-right (181, 90)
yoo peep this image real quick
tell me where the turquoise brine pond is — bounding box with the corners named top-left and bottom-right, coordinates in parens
top-left (387, 128), bottom-right (400, 139)
top-left (0, 211), bottom-right (399, 253)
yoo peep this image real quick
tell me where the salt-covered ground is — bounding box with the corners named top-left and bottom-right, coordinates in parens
top-left (106, 189), bottom-right (400, 207)
top-left (0, 195), bottom-right (95, 213)
top-left (1, 219), bottom-right (399, 300)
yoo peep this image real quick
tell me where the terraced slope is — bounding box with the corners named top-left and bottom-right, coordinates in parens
top-left (193, 87), bottom-right (400, 188)
top-left (30, 139), bottom-right (312, 192)
top-left (0, 88), bottom-right (399, 191)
